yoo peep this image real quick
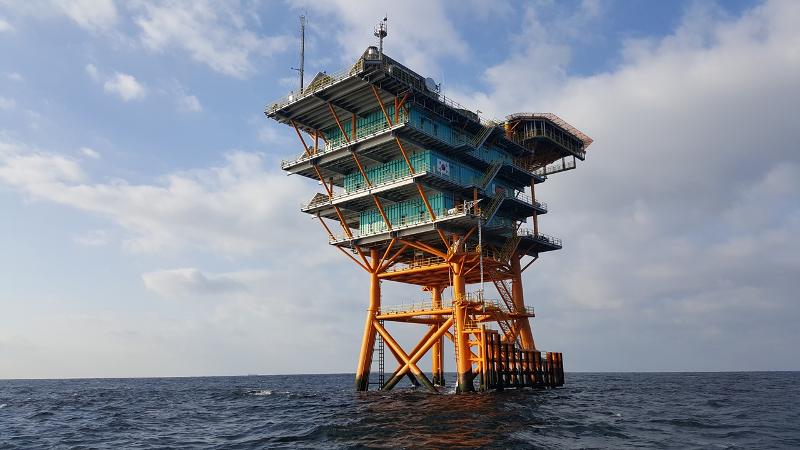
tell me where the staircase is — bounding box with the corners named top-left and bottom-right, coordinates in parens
top-left (478, 161), bottom-right (502, 190)
top-left (491, 263), bottom-right (521, 345)
top-left (472, 122), bottom-right (496, 150)
top-left (498, 234), bottom-right (521, 262)
top-left (480, 194), bottom-right (505, 222)
top-left (496, 319), bottom-right (516, 343)
top-left (493, 279), bottom-right (515, 311)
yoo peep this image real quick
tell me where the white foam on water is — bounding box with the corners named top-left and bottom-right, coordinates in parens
top-left (250, 390), bottom-right (273, 396)
top-left (0, 403), bottom-right (7, 409)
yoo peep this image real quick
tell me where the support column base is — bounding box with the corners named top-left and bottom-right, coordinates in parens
top-left (456, 373), bottom-right (475, 393)
top-left (355, 374), bottom-right (370, 391)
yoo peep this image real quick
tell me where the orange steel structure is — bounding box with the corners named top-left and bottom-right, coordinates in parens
top-left (265, 46), bottom-right (591, 393)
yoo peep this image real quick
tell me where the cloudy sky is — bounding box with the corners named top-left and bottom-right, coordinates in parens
top-left (1, 0), bottom-right (798, 379)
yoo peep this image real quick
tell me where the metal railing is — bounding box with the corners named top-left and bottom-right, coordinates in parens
top-left (517, 128), bottom-right (585, 158)
top-left (517, 228), bottom-right (562, 247)
top-left (328, 202), bottom-right (473, 244)
top-left (483, 300), bottom-right (535, 316)
top-left (302, 172), bottom-right (419, 210)
top-left (281, 119), bottom-right (406, 169)
top-left (512, 191), bottom-right (547, 211)
top-left (385, 256), bottom-right (447, 273)
top-left (506, 112), bottom-right (593, 148)
top-left (532, 157), bottom-right (577, 177)
top-left (267, 60), bottom-right (365, 113)
top-left (380, 298), bottom-right (454, 315)
top-left (378, 297), bottom-right (533, 316)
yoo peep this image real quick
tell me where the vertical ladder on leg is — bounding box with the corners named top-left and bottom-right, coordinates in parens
top-left (377, 320), bottom-right (385, 387)
top-left (452, 314), bottom-right (459, 381)
top-left (369, 320), bottom-right (385, 390)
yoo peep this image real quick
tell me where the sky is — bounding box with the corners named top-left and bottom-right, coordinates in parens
top-left (0, 0), bottom-right (798, 379)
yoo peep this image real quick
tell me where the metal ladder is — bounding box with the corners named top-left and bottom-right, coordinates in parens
top-left (370, 320), bottom-right (385, 389)
top-left (452, 304), bottom-right (460, 388)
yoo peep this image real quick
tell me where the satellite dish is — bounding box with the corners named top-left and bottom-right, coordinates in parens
top-left (424, 77), bottom-right (438, 93)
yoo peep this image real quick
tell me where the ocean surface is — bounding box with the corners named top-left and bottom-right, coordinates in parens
top-left (1, 372), bottom-right (798, 449)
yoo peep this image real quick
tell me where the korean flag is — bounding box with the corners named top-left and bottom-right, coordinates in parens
top-left (437, 159), bottom-right (450, 176)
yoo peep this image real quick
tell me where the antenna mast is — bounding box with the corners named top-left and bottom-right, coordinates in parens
top-left (374, 16), bottom-right (387, 57)
top-left (299, 14), bottom-right (305, 94)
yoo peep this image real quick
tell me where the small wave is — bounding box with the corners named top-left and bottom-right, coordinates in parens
top-left (0, 403), bottom-right (6, 409)
top-left (249, 389), bottom-right (273, 396)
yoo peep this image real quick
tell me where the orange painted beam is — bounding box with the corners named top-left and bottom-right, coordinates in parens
top-left (395, 93), bottom-right (409, 120)
top-left (378, 263), bottom-right (450, 279)
top-left (415, 183), bottom-right (436, 221)
top-left (378, 238), bottom-right (396, 268)
top-left (316, 214), bottom-right (335, 240)
top-left (373, 320), bottom-right (437, 392)
top-left (436, 229), bottom-right (449, 248)
top-left (354, 245), bottom-right (371, 270)
top-left (398, 239), bottom-right (448, 260)
top-left (327, 103), bottom-right (351, 144)
top-left (336, 245), bottom-right (369, 272)
top-left (332, 205), bottom-right (353, 239)
top-left (372, 195), bottom-right (392, 231)
top-left (371, 85), bottom-right (393, 127)
top-left (394, 137), bottom-right (415, 175)
top-left (462, 225), bottom-right (477, 243)
top-left (376, 308), bottom-right (452, 321)
top-left (379, 244), bottom-right (410, 272)
top-left (388, 324), bottom-right (438, 374)
top-left (380, 317), bottom-right (453, 391)
top-left (290, 120), bottom-right (311, 156)
top-left (311, 166), bottom-right (332, 197)
top-left (351, 152), bottom-right (372, 187)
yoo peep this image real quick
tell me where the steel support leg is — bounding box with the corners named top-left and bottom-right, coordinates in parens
top-left (431, 286), bottom-right (445, 386)
top-left (453, 261), bottom-right (474, 392)
top-left (511, 255), bottom-right (536, 351)
top-left (355, 249), bottom-right (381, 391)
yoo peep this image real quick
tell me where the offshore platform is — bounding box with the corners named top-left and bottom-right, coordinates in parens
top-left (265, 24), bottom-right (591, 393)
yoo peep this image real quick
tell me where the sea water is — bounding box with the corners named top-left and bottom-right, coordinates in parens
top-left (1, 372), bottom-right (798, 448)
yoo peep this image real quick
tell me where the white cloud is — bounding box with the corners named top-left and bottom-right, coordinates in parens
top-left (73, 229), bottom-right (111, 246)
top-left (0, 0), bottom-right (117, 32)
top-left (103, 72), bottom-right (147, 101)
top-left (450, 0), bottom-right (800, 370)
top-left (293, 0), bottom-right (468, 75)
top-left (0, 96), bottom-right (15, 110)
top-left (24, 109), bottom-right (42, 130)
top-left (169, 81), bottom-right (202, 112)
top-left (0, 138), bottom-right (319, 256)
top-left (0, 264), bottom-right (364, 378)
top-left (85, 63), bottom-right (99, 81)
top-left (177, 93), bottom-right (201, 112)
top-left (0, 139), bottom-right (84, 186)
top-left (6, 72), bottom-right (23, 82)
top-left (0, 17), bottom-right (12, 32)
top-left (80, 146), bottom-right (100, 159)
top-left (54, 0), bottom-right (117, 32)
top-left (131, 1), bottom-right (292, 78)
top-left (142, 268), bottom-right (246, 297)
top-left (87, 64), bottom-right (148, 103)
